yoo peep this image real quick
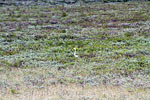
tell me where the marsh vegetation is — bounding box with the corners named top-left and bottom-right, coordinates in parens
top-left (0, 2), bottom-right (150, 100)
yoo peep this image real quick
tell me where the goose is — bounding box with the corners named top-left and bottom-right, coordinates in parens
top-left (73, 48), bottom-right (79, 58)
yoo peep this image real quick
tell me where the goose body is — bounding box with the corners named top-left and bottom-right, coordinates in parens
top-left (73, 48), bottom-right (79, 58)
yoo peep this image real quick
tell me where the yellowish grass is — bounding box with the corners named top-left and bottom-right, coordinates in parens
top-left (0, 67), bottom-right (150, 100)
top-left (1, 84), bottom-right (150, 100)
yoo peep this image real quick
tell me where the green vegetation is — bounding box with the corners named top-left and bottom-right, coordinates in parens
top-left (3, 3), bottom-right (150, 74)
top-left (0, 2), bottom-right (150, 92)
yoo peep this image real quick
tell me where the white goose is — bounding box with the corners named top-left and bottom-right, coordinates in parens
top-left (73, 48), bottom-right (79, 58)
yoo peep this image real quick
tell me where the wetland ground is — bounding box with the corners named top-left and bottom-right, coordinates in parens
top-left (0, 2), bottom-right (150, 100)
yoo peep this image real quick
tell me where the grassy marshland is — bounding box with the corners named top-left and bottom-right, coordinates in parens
top-left (0, 2), bottom-right (150, 100)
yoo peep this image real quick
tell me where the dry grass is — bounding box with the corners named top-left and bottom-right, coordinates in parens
top-left (0, 67), bottom-right (150, 100)
top-left (1, 84), bottom-right (150, 100)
